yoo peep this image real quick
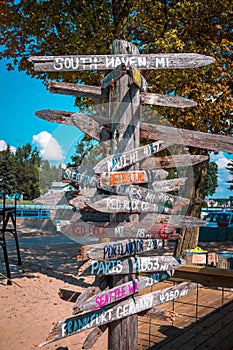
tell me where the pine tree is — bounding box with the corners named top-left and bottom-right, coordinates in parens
top-left (0, 146), bottom-right (17, 196)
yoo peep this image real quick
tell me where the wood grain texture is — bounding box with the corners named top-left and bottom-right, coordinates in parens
top-left (29, 53), bottom-right (215, 71)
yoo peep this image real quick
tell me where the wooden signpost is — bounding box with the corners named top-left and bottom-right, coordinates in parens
top-left (30, 39), bottom-right (217, 349)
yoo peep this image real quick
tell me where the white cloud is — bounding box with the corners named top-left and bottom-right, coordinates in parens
top-left (211, 152), bottom-right (230, 169)
top-left (32, 131), bottom-right (64, 161)
top-left (0, 140), bottom-right (16, 153)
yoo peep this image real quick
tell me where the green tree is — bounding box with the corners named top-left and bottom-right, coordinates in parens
top-left (204, 161), bottom-right (218, 197)
top-left (39, 160), bottom-right (62, 194)
top-left (1, 0), bottom-right (232, 253)
top-left (68, 135), bottom-right (103, 167)
top-left (0, 146), bottom-right (17, 196)
top-left (226, 160), bottom-right (233, 191)
top-left (14, 144), bottom-right (41, 199)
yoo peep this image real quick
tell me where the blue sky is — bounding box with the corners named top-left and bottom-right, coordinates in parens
top-left (0, 59), bottom-right (83, 163)
top-left (0, 59), bottom-right (232, 199)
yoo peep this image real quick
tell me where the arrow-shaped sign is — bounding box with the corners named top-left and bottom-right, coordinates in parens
top-left (73, 270), bottom-right (174, 313)
top-left (78, 256), bottom-right (184, 276)
top-left (93, 141), bottom-right (172, 173)
top-left (47, 82), bottom-right (197, 108)
top-left (29, 53), bottom-right (215, 72)
top-left (77, 238), bottom-right (163, 261)
top-left (86, 195), bottom-right (174, 214)
top-left (60, 215), bottom-right (205, 241)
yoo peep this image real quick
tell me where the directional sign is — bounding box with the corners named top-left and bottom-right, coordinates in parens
top-left (86, 195), bottom-right (173, 214)
top-left (140, 154), bottom-right (209, 169)
top-left (101, 63), bottom-right (127, 89)
top-left (39, 282), bottom-right (197, 347)
top-left (77, 238), bottom-right (164, 261)
top-left (73, 270), bottom-right (174, 313)
top-left (141, 122), bottom-right (233, 154)
top-left (130, 65), bottom-right (147, 92)
top-left (47, 82), bottom-right (197, 108)
top-left (48, 81), bottom-right (102, 100)
top-left (109, 184), bottom-right (189, 210)
top-left (60, 215), bottom-right (205, 241)
top-left (99, 169), bottom-right (168, 187)
top-left (93, 141), bottom-right (172, 173)
top-left (29, 53), bottom-right (215, 72)
top-left (60, 221), bottom-right (179, 241)
top-left (78, 256), bottom-right (185, 276)
top-left (152, 177), bottom-right (188, 192)
top-left (35, 109), bottom-right (76, 126)
top-left (140, 92), bottom-right (197, 108)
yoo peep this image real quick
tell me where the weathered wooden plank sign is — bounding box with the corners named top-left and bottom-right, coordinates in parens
top-left (78, 256), bottom-right (184, 276)
top-left (60, 221), bottom-right (180, 241)
top-left (93, 140), bottom-right (171, 173)
top-left (47, 82), bottom-right (197, 108)
top-left (107, 184), bottom-right (189, 210)
top-left (29, 53), bottom-right (215, 72)
top-left (99, 169), bottom-right (168, 187)
top-left (140, 154), bottom-right (209, 169)
top-left (152, 177), bottom-right (188, 192)
top-left (101, 63), bottom-right (127, 89)
top-left (48, 81), bottom-right (102, 99)
top-left (61, 214), bottom-right (205, 241)
top-left (86, 195), bottom-right (173, 214)
top-left (141, 122), bottom-right (233, 154)
top-left (38, 282), bottom-right (197, 347)
top-left (130, 65), bottom-right (147, 92)
top-left (73, 270), bottom-right (175, 313)
top-left (140, 92), bottom-right (197, 108)
top-left (77, 238), bottom-right (164, 261)
top-left (35, 109), bottom-right (76, 126)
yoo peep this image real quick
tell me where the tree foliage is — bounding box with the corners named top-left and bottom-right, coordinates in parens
top-left (14, 143), bottom-right (41, 199)
top-left (39, 160), bottom-right (62, 194)
top-left (0, 146), bottom-right (17, 196)
top-left (204, 161), bottom-right (218, 197)
top-left (1, 0), bottom-right (232, 134)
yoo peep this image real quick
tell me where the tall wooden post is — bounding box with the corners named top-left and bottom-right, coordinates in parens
top-left (107, 40), bottom-right (140, 350)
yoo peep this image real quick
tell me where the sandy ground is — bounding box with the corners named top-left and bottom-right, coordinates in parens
top-left (0, 220), bottom-right (232, 350)
top-left (0, 222), bottom-right (107, 350)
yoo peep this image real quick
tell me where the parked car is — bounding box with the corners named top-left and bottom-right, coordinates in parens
top-left (203, 211), bottom-right (233, 228)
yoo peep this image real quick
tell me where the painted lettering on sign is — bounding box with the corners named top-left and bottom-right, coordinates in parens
top-left (94, 281), bottom-right (139, 309)
top-left (63, 168), bottom-right (97, 187)
top-left (53, 56), bottom-right (170, 72)
top-left (103, 239), bottom-right (159, 259)
top-left (72, 223), bottom-right (106, 238)
top-left (91, 260), bottom-right (123, 275)
top-left (109, 171), bottom-right (145, 185)
top-left (62, 294), bottom-right (154, 337)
